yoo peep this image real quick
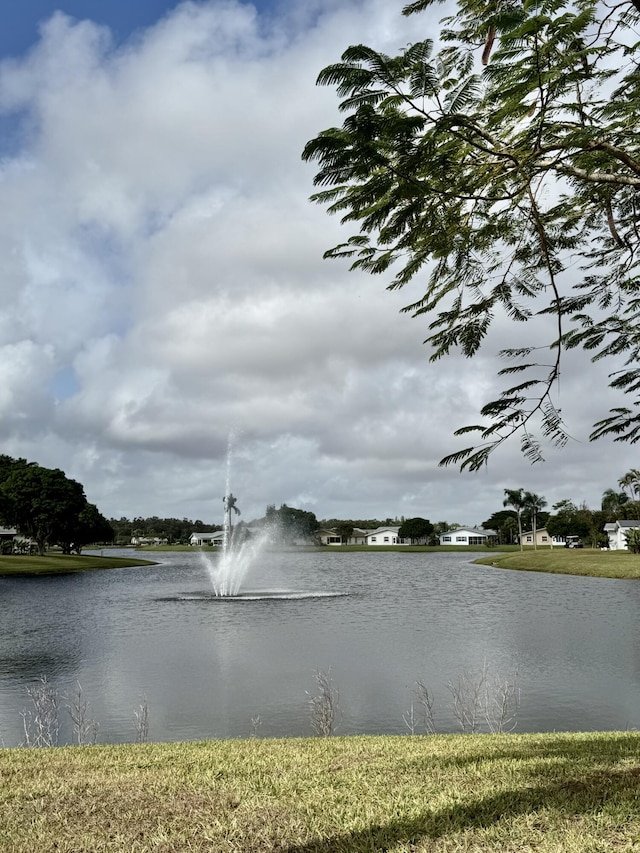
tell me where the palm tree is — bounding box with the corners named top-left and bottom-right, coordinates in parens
top-left (503, 488), bottom-right (526, 551)
top-left (223, 493), bottom-right (241, 539)
top-left (601, 488), bottom-right (628, 517)
top-left (523, 492), bottom-right (547, 550)
top-left (618, 470), bottom-right (640, 501)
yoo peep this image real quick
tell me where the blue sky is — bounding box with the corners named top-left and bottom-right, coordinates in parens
top-left (0, 0), bottom-right (286, 58)
top-left (0, 1), bottom-right (212, 56)
top-left (0, 0), bottom-right (629, 525)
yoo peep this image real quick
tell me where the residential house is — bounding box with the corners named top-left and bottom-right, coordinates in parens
top-left (439, 527), bottom-right (497, 546)
top-left (520, 528), bottom-right (565, 547)
top-left (131, 536), bottom-right (169, 546)
top-left (189, 531), bottom-right (225, 547)
top-left (318, 527), bottom-right (373, 545)
top-left (363, 526), bottom-right (409, 545)
top-left (0, 527), bottom-right (34, 553)
top-left (604, 519), bottom-right (640, 550)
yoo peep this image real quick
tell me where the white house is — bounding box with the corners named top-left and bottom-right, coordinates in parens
top-left (131, 536), bottom-right (168, 546)
top-left (604, 520), bottom-right (640, 550)
top-left (520, 528), bottom-right (565, 547)
top-left (190, 531), bottom-right (225, 547)
top-left (318, 526), bottom-right (408, 545)
top-left (439, 527), bottom-right (497, 546)
top-left (364, 526), bottom-right (409, 546)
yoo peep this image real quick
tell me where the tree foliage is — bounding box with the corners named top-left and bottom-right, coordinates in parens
top-left (398, 516), bottom-right (434, 542)
top-left (264, 504), bottom-right (320, 543)
top-left (303, 0), bottom-right (640, 468)
top-left (0, 456), bottom-right (112, 554)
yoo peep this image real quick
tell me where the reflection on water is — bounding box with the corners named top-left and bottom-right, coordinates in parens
top-left (1, 549), bottom-right (640, 745)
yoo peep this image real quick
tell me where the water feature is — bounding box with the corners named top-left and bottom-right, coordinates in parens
top-left (201, 492), bottom-right (270, 597)
top-left (199, 435), bottom-right (270, 597)
top-left (2, 550), bottom-right (640, 746)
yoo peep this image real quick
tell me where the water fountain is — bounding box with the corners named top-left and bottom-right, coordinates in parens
top-left (188, 435), bottom-right (344, 601)
top-left (203, 491), bottom-right (270, 596)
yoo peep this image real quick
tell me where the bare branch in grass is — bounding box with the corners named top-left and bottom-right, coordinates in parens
top-left (21, 676), bottom-right (59, 747)
top-left (133, 696), bottom-right (150, 743)
top-left (64, 681), bottom-right (99, 746)
top-left (484, 672), bottom-right (521, 733)
top-left (250, 715), bottom-right (262, 738)
top-left (404, 680), bottom-right (437, 734)
top-left (307, 668), bottom-right (341, 737)
top-left (448, 661), bottom-right (520, 734)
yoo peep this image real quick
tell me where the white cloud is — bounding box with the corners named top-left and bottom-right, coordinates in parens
top-left (0, 0), bottom-right (633, 525)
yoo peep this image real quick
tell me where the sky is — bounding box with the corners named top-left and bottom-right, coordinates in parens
top-left (0, 0), bottom-right (634, 528)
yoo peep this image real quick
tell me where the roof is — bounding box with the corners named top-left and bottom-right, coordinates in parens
top-left (443, 527), bottom-right (497, 537)
top-left (365, 527), bottom-right (401, 536)
top-left (190, 531), bottom-right (224, 539)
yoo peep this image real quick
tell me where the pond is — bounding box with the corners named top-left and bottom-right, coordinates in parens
top-left (1, 549), bottom-right (639, 745)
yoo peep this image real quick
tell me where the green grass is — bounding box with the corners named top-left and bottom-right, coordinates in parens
top-left (1, 732), bottom-right (639, 851)
top-left (0, 553), bottom-right (156, 576)
top-left (475, 548), bottom-right (640, 579)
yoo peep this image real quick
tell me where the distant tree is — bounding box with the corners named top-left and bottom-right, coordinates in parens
top-left (482, 510), bottom-right (518, 544)
top-left (320, 518), bottom-right (384, 530)
top-left (335, 522), bottom-right (354, 544)
top-left (586, 509), bottom-right (608, 549)
top-left (1, 465), bottom-right (87, 555)
top-left (503, 489), bottom-right (526, 551)
top-left (398, 517), bottom-right (434, 544)
top-left (624, 528), bottom-right (640, 554)
top-left (55, 503), bottom-right (114, 554)
top-left (601, 488), bottom-right (629, 518)
top-left (271, 504), bottom-right (319, 544)
top-left (618, 471), bottom-right (640, 502)
top-left (546, 500), bottom-right (591, 543)
top-left (523, 492), bottom-right (547, 550)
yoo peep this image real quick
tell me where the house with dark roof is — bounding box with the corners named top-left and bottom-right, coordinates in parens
top-left (604, 519), bottom-right (640, 550)
top-left (438, 526), bottom-right (497, 546)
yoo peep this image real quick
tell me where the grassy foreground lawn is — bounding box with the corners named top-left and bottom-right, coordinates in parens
top-left (1, 732), bottom-right (640, 851)
top-left (0, 553), bottom-right (155, 576)
top-left (474, 548), bottom-right (640, 579)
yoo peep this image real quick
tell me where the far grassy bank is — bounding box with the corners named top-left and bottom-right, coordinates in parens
top-left (1, 731), bottom-right (639, 851)
top-left (0, 553), bottom-right (156, 576)
top-left (135, 543), bottom-right (523, 553)
top-left (475, 548), bottom-right (640, 579)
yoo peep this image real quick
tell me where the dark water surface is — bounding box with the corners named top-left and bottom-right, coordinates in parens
top-left (1, 549), bottom-right (639, 745)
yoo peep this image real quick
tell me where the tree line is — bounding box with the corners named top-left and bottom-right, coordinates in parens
top-left (108, 516), bottom-right (221, 545)
top-left (484, 471), bottom-right (640, 549)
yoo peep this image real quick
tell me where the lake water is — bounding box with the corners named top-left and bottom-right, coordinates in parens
top-left (1, 549), bottom-right (640, 746)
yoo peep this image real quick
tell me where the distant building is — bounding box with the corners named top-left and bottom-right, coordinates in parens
top-left (438, 527), bottom-right (497, 546)
top-left (131, 536), bottom-right (169, 546)
top-left (604, 520), bottom-right (640, 551)
top-left (520, 528), bottom-right (565, 547)
top-left (189, 531), bottom-right (225, 547)
top-left (318, 526), bottom-right (409, 545)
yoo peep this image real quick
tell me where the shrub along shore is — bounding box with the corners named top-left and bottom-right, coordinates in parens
top-left (1, 731), bottom-right (640, 851)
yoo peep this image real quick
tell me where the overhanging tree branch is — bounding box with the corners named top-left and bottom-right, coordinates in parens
top-left (304, 0), bottom-right (640, 467)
